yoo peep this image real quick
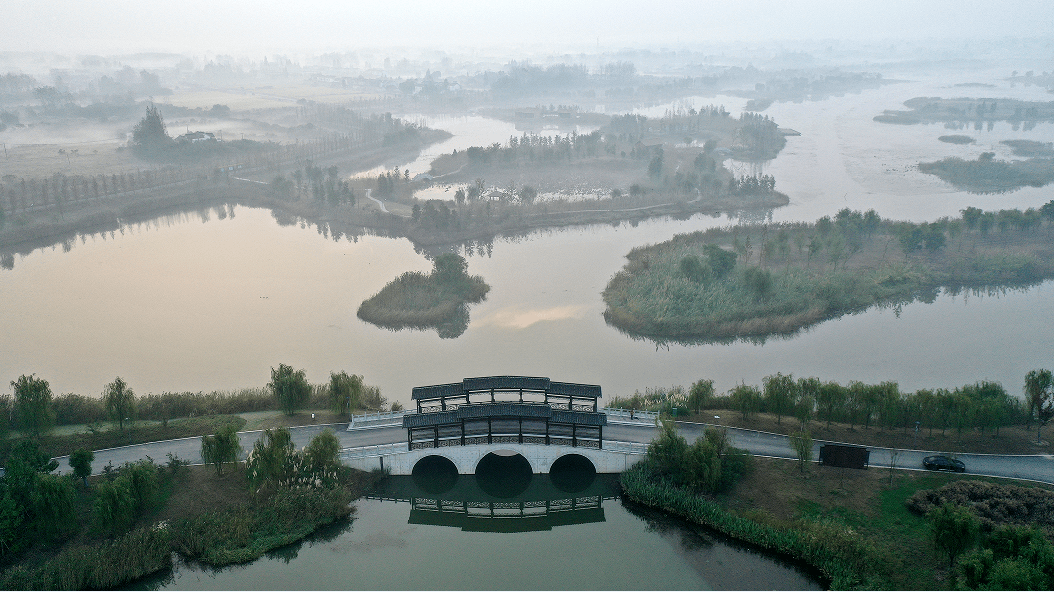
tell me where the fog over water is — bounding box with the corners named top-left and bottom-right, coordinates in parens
top-left (6, 0), bottom-right (1054, 53)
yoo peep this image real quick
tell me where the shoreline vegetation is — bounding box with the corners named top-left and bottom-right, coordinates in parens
top-left (919, 151), bottom-right (1054, 193)
top-left (0, 100), bottom-right (452, 255)
top-left (0, 436), bottom-right (383, 591)
top-left (0, 105), bottom-right (791, 261)
top-left (618, 374), bottom-right (1054, 590)
top-left (602, 204), bottom-right (1054, 343)
top-left (1, 377), bottom-right (394, 461)
top-left (938, 134), bottom-right (974, 144)
top-left (0, 367), bottom-right (395, 590)
top-left (622, 452), bottom-right (1054, 590)
top-left (356, 253), bottom-right (489, 338)
top-left (874, 96), bottom-right (1054, 127)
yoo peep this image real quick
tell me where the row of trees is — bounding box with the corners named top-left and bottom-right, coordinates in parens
top-left (0, 168), bottom-right (201, 217)
top-left (374, 166), bottom-right (409, 198)
top-left (720, 202), bottom-right (1054, 276)
top-left (0, 104), bottom-right (424, 219)
top-left (608, 105), bottom-right (730, 138)
top-left (274, 162), bottom-right (356, 206)
top-left (2, 368), bottom-right (390, 438)
top-left (3, 375), bottom-right (138, 438)
top-left (734, 375), bottom-right (1029, 437)
top-left (460, 129), bottom-right (606, 165)
top-left (610, 369), bottom-right (1053, 439)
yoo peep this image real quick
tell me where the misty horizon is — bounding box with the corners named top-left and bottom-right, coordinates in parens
top-left (5, 0), bottom-right (1054, 56)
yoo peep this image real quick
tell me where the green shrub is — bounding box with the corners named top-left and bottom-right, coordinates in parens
top-left (201, 425), bottom-right (241, 475)
top-left (93, 479), bottom-right (136, 535)
top-left (679, 255), bottom-right (711, 282)
top-left (52, 394), bottom-right (106, 426)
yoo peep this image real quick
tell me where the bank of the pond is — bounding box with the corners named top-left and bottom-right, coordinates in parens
top-left (0, 451), bottom-right (383, 590)
top-left (620, 462), bottom-right (868, 589)
top-left (623, 454), bottom-right (1054, 590)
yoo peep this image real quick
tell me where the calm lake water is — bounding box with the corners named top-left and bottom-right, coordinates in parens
top-left (133, 471), bottom-right (821, 591)
top-left (2, 70), bottom-right (1053, 402)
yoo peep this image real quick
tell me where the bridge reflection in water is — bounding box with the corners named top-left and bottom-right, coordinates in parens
top-left (368, 453), bottom-right (620, 533)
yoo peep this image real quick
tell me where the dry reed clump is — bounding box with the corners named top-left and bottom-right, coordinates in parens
top-left (906, 480), bottom-right (1054, 534)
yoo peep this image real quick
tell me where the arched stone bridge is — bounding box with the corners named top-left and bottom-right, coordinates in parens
top-left (344, 442), bottom-right (645, 475)
top-left (342, 376), bottom-right (648, 475)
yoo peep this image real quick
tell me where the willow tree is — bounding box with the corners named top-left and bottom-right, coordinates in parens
top-left (930, 503), bottom-right (980, 569)
top-left (201, 425), bottom-right (241, 476)
top-left (103, 376), bottom-right (135, 430)
top-left (789, 430), bottom-right (812, 473)
top-left (11, 374), bottom-right (53, 437)
top-left (329, 371), bottom-right (363, 417)
top-left (1025, 369), bottom-right (1054, 443)
top-left (270, 364), bottom-right (311, 416)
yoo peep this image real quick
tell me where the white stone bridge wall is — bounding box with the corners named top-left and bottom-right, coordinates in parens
top-left (344, 443), bottom-right (645, 475)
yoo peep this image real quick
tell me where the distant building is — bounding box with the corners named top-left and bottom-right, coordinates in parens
top-left (177, 131), bottom-right (217, 143)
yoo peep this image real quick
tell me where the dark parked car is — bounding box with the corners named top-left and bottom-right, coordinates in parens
top-left (923, 455), bottom-right (965, 472)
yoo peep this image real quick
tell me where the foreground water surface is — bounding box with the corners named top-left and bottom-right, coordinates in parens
top-left (133, 473), bottom-right (821, 591)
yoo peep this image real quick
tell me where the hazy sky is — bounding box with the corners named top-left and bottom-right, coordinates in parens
top-left (5, 0), bottom-right (1054, 54)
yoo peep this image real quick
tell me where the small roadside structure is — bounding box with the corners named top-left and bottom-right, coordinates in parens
top-left (818, 443), bottom-right (870, 469)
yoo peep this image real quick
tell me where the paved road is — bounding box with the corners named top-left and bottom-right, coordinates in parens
top-left (53, 418), bottom-right (1054, 485)
top-left (673, 420), bottom-right (1054, 485)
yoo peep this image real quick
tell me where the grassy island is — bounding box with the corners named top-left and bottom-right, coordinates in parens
top-left (875, 97), bottom-right (1054, 126)
top-left (603, 204), bottom-right (1054, 343)
top-left (357, 253), bottom-right (489, 338)
top-left (919, 152), bottom-right (1054, 193)
top-left (938, 134), bottom-right (974, 144)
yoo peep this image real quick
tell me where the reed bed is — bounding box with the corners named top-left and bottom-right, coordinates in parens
top-left (0, 525), bottom-right (172, 590)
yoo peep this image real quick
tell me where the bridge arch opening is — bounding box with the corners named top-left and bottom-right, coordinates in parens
top-left (548, 453), bottom-right (596, 493)
top-left (411, 455), bottom-right (458, 494)
top-left (474, 451), bottom-right (533, 498)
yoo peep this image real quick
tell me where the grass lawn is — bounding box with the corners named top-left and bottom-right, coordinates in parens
top-left (723, 455), bottom-right (1052, 589)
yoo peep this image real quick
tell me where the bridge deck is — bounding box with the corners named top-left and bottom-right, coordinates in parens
top-left (412, 375), bottom-right (602, 414)
top-left (404, 401), bottom-right (606, 450)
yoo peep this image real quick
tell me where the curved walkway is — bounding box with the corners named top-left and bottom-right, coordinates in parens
top-left (52, 419), bottom-right (1054, 484)
top-left (364, 188), bottom-right (389, 213)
